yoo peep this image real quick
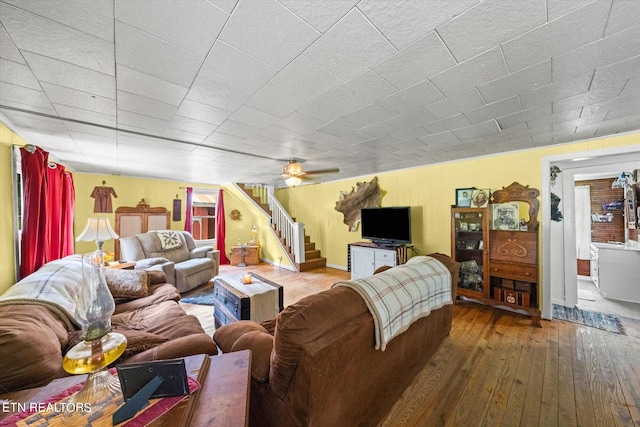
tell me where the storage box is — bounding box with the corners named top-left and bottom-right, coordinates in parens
top-left (493, 287), bottom-right (531, 307)
top-left (212, 274), bottom-right (283, 328)
top-left (230, 245), bottom-right (260, 266)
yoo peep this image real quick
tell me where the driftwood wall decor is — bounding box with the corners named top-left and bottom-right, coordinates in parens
top-left (334, 176), bottom-right (383, 231)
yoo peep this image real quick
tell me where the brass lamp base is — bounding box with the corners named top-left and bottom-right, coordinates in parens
top-left (61, 332), bottom-right (127, 425)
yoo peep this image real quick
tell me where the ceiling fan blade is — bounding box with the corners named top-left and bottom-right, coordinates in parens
top-left (304, 168), bottom-right (340, 175)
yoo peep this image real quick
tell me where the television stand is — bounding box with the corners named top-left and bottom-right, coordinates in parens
top-left (348, 242), bottom-right (412, 280)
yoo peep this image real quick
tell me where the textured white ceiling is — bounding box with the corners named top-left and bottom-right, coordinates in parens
top-left (1, 0), bottom-right (639, 187)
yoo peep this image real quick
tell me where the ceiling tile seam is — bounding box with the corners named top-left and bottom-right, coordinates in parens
top-left (0, 22), bottom-right (103, 113)
top-left (433, 28), bottom-right (460, 66)
top-left (615, 77), bottom-right (631, 99)
top-left (207, 0), bottom-right (235, 17)
top-left (294, 5), bottom-right (376, 59)
top-left (139, 34), bottom-right (238, 144)
top-left (275, 0), bottom-right (350, 35)
top-left (0, 1), bottom-right (113, 43)
top-left (164, 1), bottom-right (234, 116)
top-left (0, 66), bottom-right (47, 96)
top-left (0, 21), bottom-right (30, 66)
top-left (114, 19), bottom-right (208, 59)
top-left (112, 0), bottom-right (123, 176)
top-left (17, 47), bottom-right (117, 81)
top-left (545, 0), bottom-right (549, 23)
top-left (297, 53), bottom-right (346, 86)
top-left (599, 0), bottom-right (615, 39)
top-left (496, 44), bottom-right (512, 75)
top-left (354, 5), bottom-right (399, 53)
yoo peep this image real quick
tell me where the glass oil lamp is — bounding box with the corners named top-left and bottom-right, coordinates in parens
top-left (61, 253), bottom-right (127, 424)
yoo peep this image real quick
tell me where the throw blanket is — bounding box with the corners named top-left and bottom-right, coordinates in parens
top-left (154, 230), bottom-right (182, 250)
top-left (0, 255), bottom-right (84, 329)
top-left (333, 256), bottom-right (452, 351)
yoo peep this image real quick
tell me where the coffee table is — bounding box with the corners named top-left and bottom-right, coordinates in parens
top-left (0, 351), bottom-right (251, 426)
top-left (213, 273), bottom-right (284, 327)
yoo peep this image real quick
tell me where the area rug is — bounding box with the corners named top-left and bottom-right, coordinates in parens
top-left (553, 304), bottom-right (625, 334)
top-left (181, 287), bottom-right (215, 305)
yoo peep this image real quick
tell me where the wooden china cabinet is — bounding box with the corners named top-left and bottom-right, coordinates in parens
top-left (451, 182), bottom-right (541, 327)
top-left (114, 201), bottom-right (170, 259)
top-left (451, 208), bottom-right (489, 300)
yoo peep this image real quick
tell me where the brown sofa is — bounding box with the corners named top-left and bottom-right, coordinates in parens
top-left (0, 256), bottom-right (217, 393)
top-left (214, 253), bottom-right (459, 427)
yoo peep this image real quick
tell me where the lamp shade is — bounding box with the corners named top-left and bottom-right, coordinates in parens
top-left (285, 176), bottom-right (302, 187)
top-left (77, 217), bottom-right (119, 242)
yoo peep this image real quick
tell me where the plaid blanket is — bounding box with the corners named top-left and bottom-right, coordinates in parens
top-left (0, 255), bottom-right (84, 329)
top-left (333, 256), bottom-right (452, 351)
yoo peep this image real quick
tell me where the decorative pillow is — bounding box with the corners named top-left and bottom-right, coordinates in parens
top-left (231, 330), bottom-right (274, 382)
top-left (104, 269), bottom-right (149, 299)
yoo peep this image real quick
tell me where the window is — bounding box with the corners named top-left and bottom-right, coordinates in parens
top-left (191, 191), bottom-right (216, 241)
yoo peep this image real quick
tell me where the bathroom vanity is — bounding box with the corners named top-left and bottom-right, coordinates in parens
top-left (590, 242), bottom-right (640, 303)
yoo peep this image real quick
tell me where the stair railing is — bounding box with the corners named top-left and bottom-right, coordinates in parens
top-left (242, 184), bottom-right (306, 264)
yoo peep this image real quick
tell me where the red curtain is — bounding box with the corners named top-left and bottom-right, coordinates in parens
top-left (184, 187), bottom-right (193, 233)
top-left (215, 189), bottom-right (230, 264)
top-left (20, 147), bottom-right (48, 278)
top-left (60, 168), bottom-right (75, 257)
top-left (46, 164), bottom-right (63, 259)
top-left (20, 146), bottom-right (75, 278)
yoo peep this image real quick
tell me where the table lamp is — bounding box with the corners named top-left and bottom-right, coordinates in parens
top-left (76, 217), bottom-right (119, 257)
top-left (250, 225), bottom-right (257, 245)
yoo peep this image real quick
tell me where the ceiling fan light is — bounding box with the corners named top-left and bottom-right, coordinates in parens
top-left (285, 161), bottom-right (303, 175)
top-left (285, 176), bottom-right (302, 187)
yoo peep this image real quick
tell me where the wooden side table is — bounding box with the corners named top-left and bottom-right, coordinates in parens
top-left (230, 245), bottom-right (260, 266)
top-left (0, 351), bottom-right (251, 426)
top-left (106, 261), bottom-right (136, 270)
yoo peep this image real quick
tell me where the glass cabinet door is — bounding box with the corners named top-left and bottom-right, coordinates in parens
top-left (451, 208), bottom-right (488, 297)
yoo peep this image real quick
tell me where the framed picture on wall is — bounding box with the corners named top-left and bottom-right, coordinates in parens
top-left (456, 188), bottom-right (475, 207)
top-left (471, 189), bottom-right (491, 208)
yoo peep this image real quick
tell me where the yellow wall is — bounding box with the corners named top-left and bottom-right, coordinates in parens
top-left (73, 173), bottom-right (219, 255)
top-left (278, 133), bottom-right (640, 269)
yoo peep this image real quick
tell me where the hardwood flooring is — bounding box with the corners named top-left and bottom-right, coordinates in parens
top-left (181, 263), bottom-right (640, 427)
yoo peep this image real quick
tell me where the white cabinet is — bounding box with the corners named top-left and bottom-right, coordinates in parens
top-left (350, 245), bottom-right (398, 280)
top-left (591, 243), bottom-right (640, 303)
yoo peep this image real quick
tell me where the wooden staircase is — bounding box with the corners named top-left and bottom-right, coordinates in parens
top-left (237, 184), bottom-right (326, 272)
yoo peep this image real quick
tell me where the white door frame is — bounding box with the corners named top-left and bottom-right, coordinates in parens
top-left (541, 142), bottom-right (640, 319)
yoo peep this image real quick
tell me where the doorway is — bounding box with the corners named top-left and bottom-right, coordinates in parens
top-left (542, 144), bottom-right (640, 321)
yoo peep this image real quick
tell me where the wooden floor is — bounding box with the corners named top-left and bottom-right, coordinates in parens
top-left (182, 263), bottom-right (640, 427)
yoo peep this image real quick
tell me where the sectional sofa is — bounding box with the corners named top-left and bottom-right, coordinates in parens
top-left (0, 255), bottom-right (217, 393)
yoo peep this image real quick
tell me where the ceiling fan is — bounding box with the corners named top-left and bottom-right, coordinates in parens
top-left (280, 160), bottom-right (340, 186)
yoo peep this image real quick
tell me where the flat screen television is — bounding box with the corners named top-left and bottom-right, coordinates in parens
top-left (360, 207), bottom-right (411, 245)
